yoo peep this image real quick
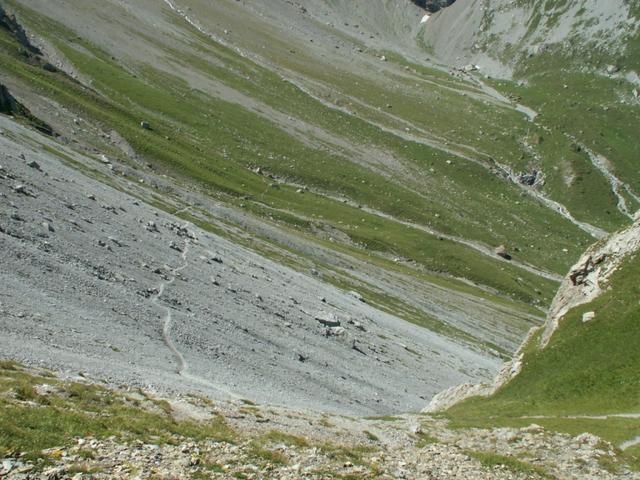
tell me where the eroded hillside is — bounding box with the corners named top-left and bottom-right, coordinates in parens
top-left (0, 0), bottom-right (638, 463)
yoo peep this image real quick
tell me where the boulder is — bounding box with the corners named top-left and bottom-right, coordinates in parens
top-left (315, 312), bottom-right (341, 327)
top-left (494, 245), bottom-right (511, 260)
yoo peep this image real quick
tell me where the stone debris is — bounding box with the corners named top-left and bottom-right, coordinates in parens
top-left (315, 312), bottom-right (341, 327)
top-left (13, 184), bottom-right (28, 195)
top-left (494, 245), bottom-right (511, 260)
top-left (0, 396), bottom-right (635, 480)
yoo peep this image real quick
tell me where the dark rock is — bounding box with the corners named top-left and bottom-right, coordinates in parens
top-left (410, 0), bottom-right (456, 12)
top-left (519, 170), bottom-right (538, 186)
top-left (0, 6), bottom-right (42, 55)
top-left (495, 245), bottom-right (512, 260)
top-left (13, 184), bottom-right (28, 195)
top-left (27, 160), bottom-right (41, 170)
top-left (316, 312), bottom-right (341, 327)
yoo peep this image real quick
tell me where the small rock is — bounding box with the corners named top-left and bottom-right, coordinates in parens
top-left (495, 245), bottom-right (512, 260)
top-left (349, 291), bottom-right (365, 302)
top-left (42, 221), bottom-right (54, 232)
top-left (327, 326), bottom-right (346, 336)
top-left (140, 120), bottom-right (151, 130)
top-left (27, 160), bottom-right (41, 170)
top-left (606, 64), bottom-right (619, 74)
top-left (13, 184), bottom-right (28, 195)
top-left (582, 311), bottom-right (596, 323)
top-left (2, 459), bottom-right (15, 473)
top-left (108, 236), bottom-right (123, 247)
top-left (316, 312), bottom-right (341, 327)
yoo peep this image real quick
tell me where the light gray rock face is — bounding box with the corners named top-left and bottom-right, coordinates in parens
top-left (541, 216), bottom-right (640, 346)
top-left (421, 0), bottom-right (640, 77)
top-left (0, 116), bottom-right (500, 415)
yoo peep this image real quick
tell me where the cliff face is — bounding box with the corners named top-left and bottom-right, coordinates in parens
top-left (541, 213), bottom-right (640, 347)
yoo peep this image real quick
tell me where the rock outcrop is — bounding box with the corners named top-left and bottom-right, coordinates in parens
top-left (541, 213), bottom-right (640, 347)
top-left (424, 214), bottom-right (640, 412)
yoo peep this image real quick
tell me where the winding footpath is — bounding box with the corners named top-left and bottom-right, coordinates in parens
top-left (149, 228), bottom-right (240, 399)
top-left (151, 240), bottom-right (191, 375)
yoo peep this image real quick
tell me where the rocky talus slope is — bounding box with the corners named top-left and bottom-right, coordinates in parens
top-left (0, 116), bottom-right (499, 415)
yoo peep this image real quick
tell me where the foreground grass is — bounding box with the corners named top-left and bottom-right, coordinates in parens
top-left (0, 362), bottom-right (236, 460)
top-left (0, 361), bottom-right (382, 474)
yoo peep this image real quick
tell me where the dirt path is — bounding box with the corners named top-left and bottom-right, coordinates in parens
top-left (621, 436), bottom-right (640, 450)
top-left (523, 413), bottom-right (640, 450)
top-left (151, 234), bottom-right (242, 398)
top-left (152, 238), bottom-right (191, 375)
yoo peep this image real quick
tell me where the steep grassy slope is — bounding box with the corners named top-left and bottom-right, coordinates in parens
top-left (445, 221), bottom-right (640, 467)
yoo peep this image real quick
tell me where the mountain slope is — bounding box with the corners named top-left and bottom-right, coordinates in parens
top-left (0, 0), bottom-right (638, 417)
top-left (443, 216), bottom-right (640, 467)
